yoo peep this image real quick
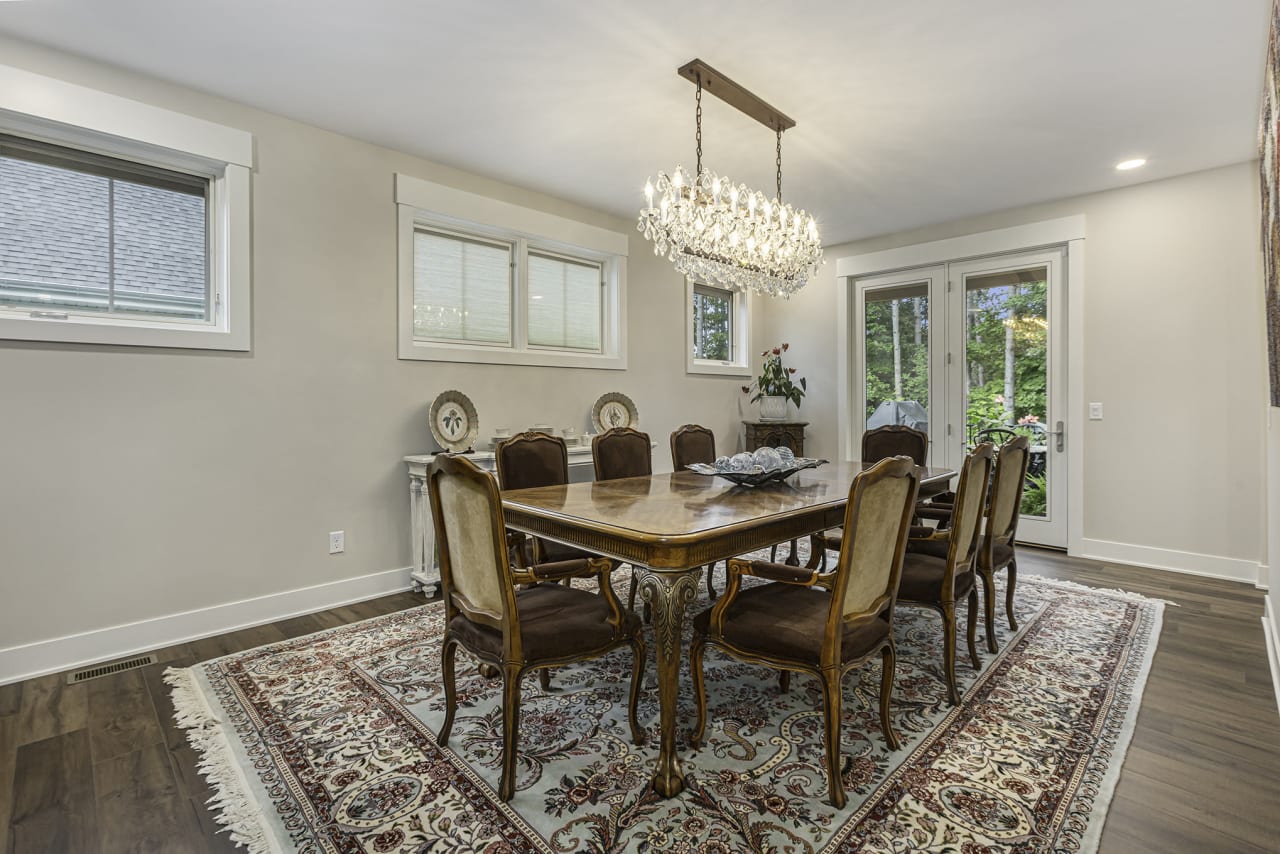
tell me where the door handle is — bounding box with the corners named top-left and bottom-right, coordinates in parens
top-left (1044, 420), bottom-right (1065, 452)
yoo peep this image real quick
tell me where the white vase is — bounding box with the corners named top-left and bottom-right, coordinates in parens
top-left (759, 395), bottom-right (788, 421)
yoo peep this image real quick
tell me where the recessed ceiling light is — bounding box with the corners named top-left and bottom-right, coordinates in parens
top-left (1115, 158), bottom-right (1147, 171)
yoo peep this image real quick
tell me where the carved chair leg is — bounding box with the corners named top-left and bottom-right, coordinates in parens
top-left (689, 635), bottom-right (708, 748)
top-left (981, 569), bottom-right (999, 654)
top-left (538, 669), bottom-right (552, 692)
top-left (438, 637), bottom-right (458, 746)
top-left (1006, 558), bottom-right (1019, 631)
top-left (778, 669), bottom-right (791, 694)
top-left (879, 642), bottom-right (901, 751)
top-left (769, 544), bottom-right (779, 562)
top-left (628, 634), bottom-right (647, 745)
top-left (805, 534), bottom-right (825, 570)
top-left (705, 563), bottom-right (716, 599)
top-left (819, 668), bottom-right (848, 809)
top-left (966, 587), bottom-right (981, 670)
top-left (941, 602), bottom-right (960, 706)
top-left (498, 664), bottom-right (522, 801)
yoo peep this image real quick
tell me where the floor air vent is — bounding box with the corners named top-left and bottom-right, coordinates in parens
top-left (67, 654), bottom-right (156, 684)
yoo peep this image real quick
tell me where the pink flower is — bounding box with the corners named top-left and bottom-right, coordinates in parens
top-left (781, 343), bottom-right (789, 351)
top-left (788, 367), bottom-right (797, 374)
top-left (994, 394), bottom-right (1005, 404)
top-left (741, 385), bottom-right (751, 394)
top-left (771, 347), bottom-right (781, 356)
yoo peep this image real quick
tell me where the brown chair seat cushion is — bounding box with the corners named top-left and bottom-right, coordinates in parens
top-left (897, 551), bottom-right (974, 602)
top-left (450, 584), bottom-right (638, 662)
top-left (983, 542), bottom-right (1015, 570)
top-left (536, 538), bottom-right (597, 564)
top-left (693, 583), bottom-right (890, 664)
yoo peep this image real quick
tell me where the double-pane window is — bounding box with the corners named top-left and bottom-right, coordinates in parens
top-left (0, 134), bottom-right (210, 322)
top-left (411, 226), bottom-right (604, 354)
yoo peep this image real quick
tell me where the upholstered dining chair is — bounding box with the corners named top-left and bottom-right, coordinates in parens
top-left (914, 436), bottom-right (1031, 653)
top-left (689, 456), bottom-right (921, 808)
top-left (899, 443), bottom-right (994, 705)
top-left (592, 427), bottom-right (653, 614)
top-left (427, 453), bottom-right (646, 801)
top-left (496, 431), bottom-right (598, 567)
top-left (496, 431), bottom-right (604, 689)
top-left (670, 424), bottom-right (722, 597)
top-left (808, 424), bottom-right (930, 570)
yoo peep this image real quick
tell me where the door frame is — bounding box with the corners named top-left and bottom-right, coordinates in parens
top-left (835, 215), bottom-right (1086, 555)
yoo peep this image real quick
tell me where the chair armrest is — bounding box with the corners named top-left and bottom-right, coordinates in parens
top-left (915, 505), bottom-right (954, 521)
top-left (728, 558), bottom-right (821, 586)
top-left (511, 558), bottom-right (597, 584)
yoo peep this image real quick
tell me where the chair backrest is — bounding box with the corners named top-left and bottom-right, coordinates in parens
top-left (862, 424), bottom-right (928, 465)
top-left (831, 456), bottom-right (921, 622)
top-left (944, 443), bottom-right (996, 578)
top-left (495, 431), bottom-right (570, 491)
top-left (670, 424), bottom-right (716, 470)
top-left (427, 454), bottom-right (516, 633)
top-left (986, 435), bottom-right (1031, 545)
top-left (592, 427), bottom-right (652, 481)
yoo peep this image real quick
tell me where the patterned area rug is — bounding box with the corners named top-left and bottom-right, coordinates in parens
top-left (167, 554), bottom-right (1162, 853)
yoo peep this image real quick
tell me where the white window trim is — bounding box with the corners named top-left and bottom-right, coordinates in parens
top-left (0, 64), bottom-right (252, 351)
top-left (395, 173), bottom-right (627, 370)
top-left (685, 277), bottom-right (751, 376)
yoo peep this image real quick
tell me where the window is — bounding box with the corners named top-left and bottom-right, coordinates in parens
top-left (396, 174), bottom-right (627, 369)
top-left (1, 135), bottom-right (210, 322)
top-left (0, 63), bottom-right (252, 350)
top-left (686, 277), bottom-right (751, 376)
top-left (413, 229), bottom-right (513, 345)
top-left (691, 282), bottom-right (733, 361)
top-left (527, 251), bottom-right (601, 352)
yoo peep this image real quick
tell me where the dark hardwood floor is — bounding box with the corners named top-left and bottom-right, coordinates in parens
top-left (1, 552), bottom-right (1277, 853)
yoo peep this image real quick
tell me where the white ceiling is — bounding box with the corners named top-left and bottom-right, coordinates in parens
top-left (0, 0), bottom-right (1269, 244)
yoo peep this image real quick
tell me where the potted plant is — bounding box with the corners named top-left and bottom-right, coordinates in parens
top-left (742, 343), bottom-right (806, 421)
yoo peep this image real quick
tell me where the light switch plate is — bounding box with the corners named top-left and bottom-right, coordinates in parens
top-left (1088, 402), bottom-right (1103, 420)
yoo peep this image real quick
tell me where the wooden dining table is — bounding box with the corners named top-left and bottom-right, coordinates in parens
top-left (501, 459), bottom-right (956, 799)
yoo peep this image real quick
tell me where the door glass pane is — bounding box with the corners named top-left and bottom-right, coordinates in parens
top-left (963, 266), bottom-right (1049, 518)
top-left (863, 283), bottom-right (930, 434)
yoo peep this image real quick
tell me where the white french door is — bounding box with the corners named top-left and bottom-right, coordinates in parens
top-left (853, 247), bottom-right (1068, 548)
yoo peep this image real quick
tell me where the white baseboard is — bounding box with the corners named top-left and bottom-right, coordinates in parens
top-left (1265, 595), bottom-right (1280, 717)
top-left (0, 566), bottom-right (415, 686)
top-left (1077, 538), bottom-right (1262, 586)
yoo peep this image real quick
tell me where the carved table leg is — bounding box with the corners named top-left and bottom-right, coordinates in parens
top-left (636, 566), bottom-right (700, 798)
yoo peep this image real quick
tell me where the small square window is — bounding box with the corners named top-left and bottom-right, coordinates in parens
top-left (686, 277), bottom-right (751, 376)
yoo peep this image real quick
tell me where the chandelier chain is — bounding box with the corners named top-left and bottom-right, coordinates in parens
top-left (695, 79), bottom-right (703, 178)
top-left (776, 129), bottom-right (783, 202)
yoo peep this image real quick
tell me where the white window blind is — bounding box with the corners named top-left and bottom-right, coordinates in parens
top-left (0, 134), bottom-right (209, 321)
top-left (527, 251), bottom-right (601, 352)
top-left (412, 229), bottom-right (512, 345)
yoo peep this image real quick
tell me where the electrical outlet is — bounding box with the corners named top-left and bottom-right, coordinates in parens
top-left (329, 531), bottom-right (345, 554)
top-left (1088, 402), bottom-right (1103, 421)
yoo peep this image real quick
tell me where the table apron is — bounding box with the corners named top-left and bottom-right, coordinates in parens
top-left (502, 504), bottom-right (847, 569)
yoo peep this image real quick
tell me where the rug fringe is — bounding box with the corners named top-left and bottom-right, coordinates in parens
top-left (164, 666), bottom-right (280, 854)
top-left (1026, 573), bottom-right (1178, 606)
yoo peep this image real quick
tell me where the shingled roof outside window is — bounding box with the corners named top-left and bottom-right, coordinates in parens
top-left (0, 134), bottom-right (209, 321)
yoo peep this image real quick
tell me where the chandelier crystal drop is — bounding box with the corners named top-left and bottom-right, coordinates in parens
top-left (637, 59), bottom-right (824, 298)
top-left (638, 165), bottom-right (823, 298)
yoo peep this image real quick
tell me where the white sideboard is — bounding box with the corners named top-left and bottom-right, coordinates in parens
top-left (403, 445), bottom-right (604, 594)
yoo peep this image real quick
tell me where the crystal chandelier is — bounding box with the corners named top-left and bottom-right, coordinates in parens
top-left (638, 60), bottom-right (824, 298)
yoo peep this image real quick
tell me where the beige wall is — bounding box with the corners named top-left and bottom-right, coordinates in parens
top-left (0, 37), bottom-right (759, 656)
top-left (764, 162), bottom-right (1268, 572)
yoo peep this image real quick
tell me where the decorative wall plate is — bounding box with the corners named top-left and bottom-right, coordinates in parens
top-left (429, 390), bottom-right (479, 452)
top-left (591, 392), bottom-right (639, 433)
